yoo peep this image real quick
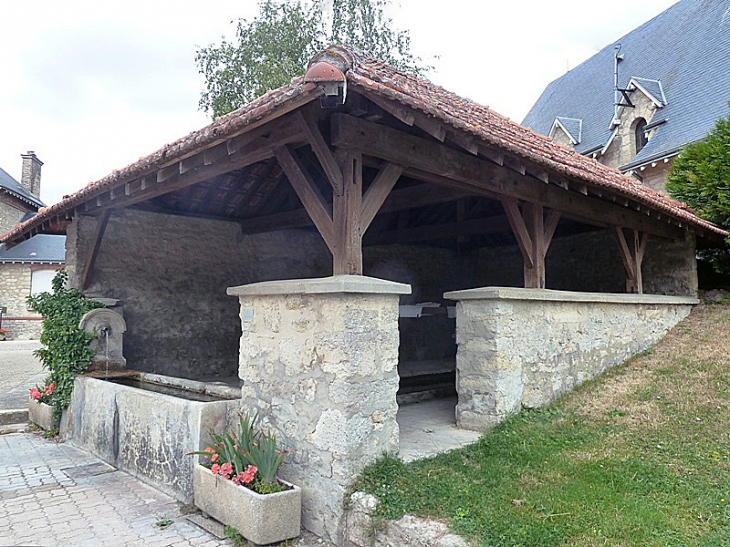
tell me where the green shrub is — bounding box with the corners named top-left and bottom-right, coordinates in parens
top-left (27, 269), bottom-right (102, 419)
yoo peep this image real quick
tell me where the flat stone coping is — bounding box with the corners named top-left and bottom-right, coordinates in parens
top-left (443, 287), bottom-right (698, 305)
top-left (227, 275), bottom-right (411, 296)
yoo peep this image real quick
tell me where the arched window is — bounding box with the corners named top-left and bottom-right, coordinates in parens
top-left (634, 118), bottom-right (648, 153)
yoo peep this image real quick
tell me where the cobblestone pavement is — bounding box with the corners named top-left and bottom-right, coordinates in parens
top-left (0, 433), bottom-right (232, 547)
top-left (0, 433), bottom-right (330, 547)
top-left (0, 341), bottom-right (45, 410)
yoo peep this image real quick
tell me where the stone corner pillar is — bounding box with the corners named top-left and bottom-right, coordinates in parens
top-left (444, 287), bottom-right (524, 432)
top-left (227, 275), bottom-right (411, 544)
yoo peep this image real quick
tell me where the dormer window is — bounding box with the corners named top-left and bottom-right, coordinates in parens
top-left (634, 118), bottom-right (648, 153)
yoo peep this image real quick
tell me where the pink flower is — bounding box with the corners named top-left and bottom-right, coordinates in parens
top-left (219, 462), bottom-right (233, 479)
top-left (211, 453), bottom-right (218, 462)
top-left (204, 447), bottom-right (214, 453)
top-left (44, 383), bottom-right (55, 396)
top-left (30, 388), bottom-right (42, 401)
top-left (241, 465), bottom-right (257, 485)
top-left (211, 463), bottom-right (220, 475)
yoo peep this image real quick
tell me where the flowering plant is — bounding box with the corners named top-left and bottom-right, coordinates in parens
top-left (191, 413), bottom-right (291, 495)
top-left (29, 382), bottom-right (56, 405)
top-left (0, 328), bottom-right (7, 335)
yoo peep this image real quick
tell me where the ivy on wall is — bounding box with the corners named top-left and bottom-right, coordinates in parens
top-left (27, 269), bottom-right (102, 419)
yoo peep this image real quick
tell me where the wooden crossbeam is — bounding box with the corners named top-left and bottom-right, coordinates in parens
top-left (360, 163), bottom-right (404, 233)
top-left (331, 113), bottom-right (683, 240)
top-left (81, 211), bottom-right (111, 291)
top-left (613, 227), bottom-right (648, 293)
top-left (274, 145), bottom-right (334, 253)
top-left (296, 112), bottom-right (343, 195)
top-left (501, 199), bottom-right (534, 269)
top-left (501, 201), bottom-right (562, 288)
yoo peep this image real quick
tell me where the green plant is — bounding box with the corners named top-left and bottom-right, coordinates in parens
top-left (191, 412), bottom-right (291, 495)
top-left (154, 517), bottom-right (173, 529)
top-left (29, 382), bottom-right (55, 404)
top-left (26, 269), bottom-right (102, 420)
top-left (223, 525), bottom-right (246, 546)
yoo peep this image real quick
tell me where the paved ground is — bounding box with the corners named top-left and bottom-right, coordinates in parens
top-left (0, 341), bottom-right (45, 413)
top-left (0, 433), bottom-right (329, 547)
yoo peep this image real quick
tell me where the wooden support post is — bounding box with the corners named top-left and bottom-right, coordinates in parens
top-left (523, 203), bottom-right (545, 288)
top-left (613, 227), bottom-right (647, 293)
top-left (333, 149), bottom-right (363, 274)
top-left (501, 201), bottom-right (561, 289)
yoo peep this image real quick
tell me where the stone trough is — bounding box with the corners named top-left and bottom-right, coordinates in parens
top-left (61, 371), bottom-right (240, 503)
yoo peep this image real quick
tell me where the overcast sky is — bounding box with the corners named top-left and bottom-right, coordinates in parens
top-left (0, 0), bottom-right (678, 206)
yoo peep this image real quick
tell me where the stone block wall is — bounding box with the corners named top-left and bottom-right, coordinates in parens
top-left (65, 210), bottom-right (331, 379)
top-left (229, 276), bottom-right (409, 544)
top-left (0, 263), bottom-right (45, 339)
top-left (444, 287), bottom-right (696, 431)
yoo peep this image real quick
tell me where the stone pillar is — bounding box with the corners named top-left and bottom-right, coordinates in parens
top-left (227, 275), bottom-right (411, 544)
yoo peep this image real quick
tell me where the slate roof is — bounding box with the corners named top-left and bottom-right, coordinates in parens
top-left (553, 117), bottom-right (583, 144)
top-left (0, 167), bottom-right (44, 209)
top-left (522, 0), bottom-right (730, 171)
top-left (0, 234), bottom-right (65, 263)
top-left (1, 44), bottom-right (727, 245)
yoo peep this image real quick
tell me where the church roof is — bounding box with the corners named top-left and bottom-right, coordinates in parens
top-left (522, 0), bottom-right (730, 171)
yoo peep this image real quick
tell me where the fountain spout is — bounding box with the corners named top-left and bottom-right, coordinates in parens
top-left (79, 309), bottom-right (127, 373)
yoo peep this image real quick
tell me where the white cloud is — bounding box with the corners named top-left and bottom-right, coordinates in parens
top-left (0, 0), bottom-right (678, 206)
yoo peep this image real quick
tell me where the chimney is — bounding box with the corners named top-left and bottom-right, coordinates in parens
top-left (20, 151), bottom-right (43, 198)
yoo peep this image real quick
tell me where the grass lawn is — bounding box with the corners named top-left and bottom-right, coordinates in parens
top-left (353, 302), bottom-right (730, 546)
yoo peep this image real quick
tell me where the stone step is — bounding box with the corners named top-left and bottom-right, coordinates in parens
top-left (0, 408), bottom-right (28, 426)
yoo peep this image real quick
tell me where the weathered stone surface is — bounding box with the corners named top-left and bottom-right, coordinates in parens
top-left (230, 276), bottom-right (410, 544)
top-left (344, 493), bottom-right (467, 547)
top-left (193, 465), bottom-right (301, 545)
top-left (445, 288), bottom-right (695, 431)
top-left (79, 308), bottom-right (127, 370)
top-left (28, 398), bottom-right (58, 430)
top-left (63, 375), bottom-right (238, 503)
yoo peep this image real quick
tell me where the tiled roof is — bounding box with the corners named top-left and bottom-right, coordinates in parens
top-left (522, 0), bottom-right (730, 170)
top-left (0, 234), bottom-right (65, 263)
top-left (2, 44), bottom-right (726, 244)
top-left (0, 167), bottom-right (44, 209)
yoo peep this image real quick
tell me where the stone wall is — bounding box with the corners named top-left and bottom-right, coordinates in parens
top-left (0, 263), bottom-right (48, 340)
top-left (444, 287), bottom-right (696, 431)
top-left (637, 161), bottom-right (671, 195)
top-left (0, 198), bottom-right (26, 235)
top-left (63, 375), bottom-right (239, 503)
top-left (65, 210), bottom-right (331, 379)
top-left (643, 232), bottom-right (698, 296)
top-left (228, 276), bottom-right (409, 544)
top-left (599, 91), bottom-right (659, 169)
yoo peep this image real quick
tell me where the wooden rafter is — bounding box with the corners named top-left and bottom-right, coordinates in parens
top-left (360, 163), bottom-right (404, 233)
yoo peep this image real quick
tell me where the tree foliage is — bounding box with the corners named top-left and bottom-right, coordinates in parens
top-left (666, 107), bottom-right (730, 273)
top-left (27, 270), bottom-right (102, 419)
top-left (196, 0), bottom-right (429, 118)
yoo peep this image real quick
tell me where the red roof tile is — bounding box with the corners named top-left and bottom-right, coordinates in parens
top-left (2, 45), bottom-right (726, 244)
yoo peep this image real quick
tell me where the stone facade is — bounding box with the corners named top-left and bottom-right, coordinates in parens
top-left (599, 90), bottom-right (660, 170)
top-left (228, 276), bottom-right (410, 544)
top-left (444, 287), bottom-right (696, 431)
top-left (0, 198), bottom-right (26, 236)
top-left (0, 263), bottom-right (49, 340)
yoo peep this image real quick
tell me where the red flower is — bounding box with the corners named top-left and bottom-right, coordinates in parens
top-left (29, 388), bottom-right (42, 401)
top-left (211, 463), bottom-right (221, 475)
top-left (241, 465), bottom-right (257, 485)
top-left (219, 462), bottom-right (233, 479)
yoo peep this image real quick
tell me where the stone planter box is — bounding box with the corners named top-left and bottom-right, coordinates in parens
top-left (193, 464), bottom-right (301, 545)
top-left (28, 398), bottom-right (59, 430)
